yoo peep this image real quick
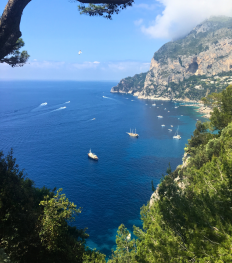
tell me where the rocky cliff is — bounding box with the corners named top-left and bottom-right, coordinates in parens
top-left (111, 16), bottom-right (232, 101)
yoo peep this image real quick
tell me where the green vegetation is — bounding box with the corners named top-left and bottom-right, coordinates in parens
top-left (1, 86), bottom-right (232, 262)
top-left (108, 85), bottom-right (232, 262)
top-left (113, 72), bottom-right (147, 93)
top-left (0, 38), bottom-right (29, 67)
top-left (0, 151), bottom-right (106, 263)
top-left (78, 1), bottom-right (134, 19)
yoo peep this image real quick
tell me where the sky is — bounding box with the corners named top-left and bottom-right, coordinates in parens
top-left (1, 0), bottom-right (232, 81)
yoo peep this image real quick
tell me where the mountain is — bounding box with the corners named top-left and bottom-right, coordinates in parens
top-left (111, 16), bottom-right (232, 101)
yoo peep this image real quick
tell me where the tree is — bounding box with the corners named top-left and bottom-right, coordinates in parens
top-left (0, 0), bottom-right (133, 67)
top-left (78, 0), bottom-right (134, 19)
top-left (108, 224), bottom-right (137, 263)
top-left (202, 85), bottom-right (232, 131)
top-left (0, 150), bottom-right (105, 263)
top-left (0, 38), bottom-right (29, 67)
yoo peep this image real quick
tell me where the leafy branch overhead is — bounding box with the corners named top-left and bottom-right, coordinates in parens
top-left (77, 0), bottom-right (134, 19)
top-left (0, 38), bottom-right (29, 67)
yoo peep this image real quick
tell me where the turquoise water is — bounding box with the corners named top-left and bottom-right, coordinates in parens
top-left (0, 81), bottom-right (204, 255)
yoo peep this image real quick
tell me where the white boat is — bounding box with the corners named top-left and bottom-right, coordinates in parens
top-left (127, 128), bottom-right (139, 138)
top-left (157, 115), bottom-right (163, 118)
top-left (168, 129), bottom-right (172, 131)
top-left (152, 103), bottom-right (156, 106)
top-left (171, 125), bottom-right (173, 127)
top-left (175, 106), bottom-right (178, 108)
top-left (88, 149), bottom-right (98, 160)
top-left (161, 124), bottom-right (165, 127)
top-left (173, 126), bottom-right (181, 139)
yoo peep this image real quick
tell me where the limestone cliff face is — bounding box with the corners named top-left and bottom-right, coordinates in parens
top-left (111, 17), bottom-right (232, 101)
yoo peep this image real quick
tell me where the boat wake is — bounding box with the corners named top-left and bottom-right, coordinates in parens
top-left (51, 106), bottom-right (66, 112)
top-left (102, 95), bottom-right (120, 103)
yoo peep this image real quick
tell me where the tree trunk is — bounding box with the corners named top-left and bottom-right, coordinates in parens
top-left (0, 0), bottom-right (31, 60)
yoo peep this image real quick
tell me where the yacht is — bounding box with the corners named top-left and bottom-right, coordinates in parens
top-left (173, 126), bottom-right (181, 139)
top-left (88, 149), bottom-right (98, 160)
top-left (127, 129), bottom-right (139, 138)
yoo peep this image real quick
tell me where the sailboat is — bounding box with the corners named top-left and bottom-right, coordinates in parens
top-left (127, 128), bottom-right (139, 137)
top-left (173, 126), bottom-right (181, 139)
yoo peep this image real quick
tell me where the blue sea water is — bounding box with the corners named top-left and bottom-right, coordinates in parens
top-left (0, 81), bottom-right (204, 256)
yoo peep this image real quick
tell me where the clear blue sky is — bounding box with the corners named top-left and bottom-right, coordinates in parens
top-left (1, 0), bottom-right (232, 81)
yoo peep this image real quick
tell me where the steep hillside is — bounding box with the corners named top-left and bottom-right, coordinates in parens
top-left (111, 16), bottom-right (232, 101)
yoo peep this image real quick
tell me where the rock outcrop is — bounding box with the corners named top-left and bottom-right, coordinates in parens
top-left (111, 16), bottom-right (232, 101)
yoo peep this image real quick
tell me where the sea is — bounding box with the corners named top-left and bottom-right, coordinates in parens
top-left (0, 81), bottom-right (205, 256)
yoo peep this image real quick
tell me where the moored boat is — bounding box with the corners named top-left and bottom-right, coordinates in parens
top-left (127, 128), bottom-right (139, 137)
top-left (88, 149), bottom-right (98, 160)
top-left (173, 126), bottom-right (181, 139)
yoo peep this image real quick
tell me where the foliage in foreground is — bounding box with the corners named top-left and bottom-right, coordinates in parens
top-left (109, 85), bottom-right (232, 262)
top-left (0, 151), bottom-right (105, 263)
top-left (77, 0), bottom-right (134, 19)
top-left (0, 38), bottom-right (29, 67)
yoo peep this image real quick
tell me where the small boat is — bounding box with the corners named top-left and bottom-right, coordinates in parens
top-left (173, 126), bottom-right (181, 139)
top-left (152, 103), bottom-right (156, 106)
top-left (168, 111), bottom-right (170, 112)
top-left (171, 125), bottom-right (173, 127)
top-left (168, 129), bottom-right (172, 131)
top-left (127, 128), bottom-right (139, 138)
top-left (157, 115), bottom-right (163, 118)
top-left (175, 106), bottom-right (178, 109)
top-left (88, 149), bottom-right (98, 160)
top-left (161, 124), bottom-right (165, 127)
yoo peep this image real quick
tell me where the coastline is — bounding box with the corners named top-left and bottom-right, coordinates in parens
top-left (111, 89), bottom-right (212, 119)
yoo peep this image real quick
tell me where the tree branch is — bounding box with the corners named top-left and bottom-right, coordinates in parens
top-left (0, 0), bottom-right (133, 62)
top-left (0, 0), bottom-right (31, 60)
